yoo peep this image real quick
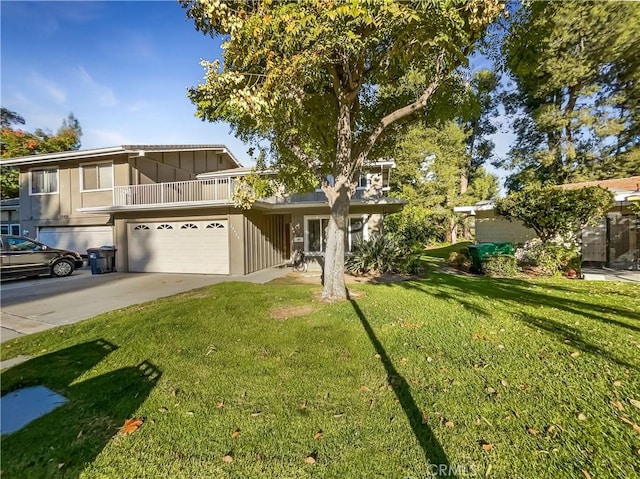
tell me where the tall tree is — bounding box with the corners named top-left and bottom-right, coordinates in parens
top-left (0, 112), bottom-right (82, 198)
top-left (181, 0), bottom-right (503, 300)
top-left (500, 1), bottom-right (640, 190)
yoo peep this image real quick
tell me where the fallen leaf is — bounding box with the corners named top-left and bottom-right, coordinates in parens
top-left (57, 463), bottom-right (65, 470)
top-left (186, 411), bottom-right (194, 416)
top-left (426, 356), bottom-right (433, 362)
top-left (231, 429), bottom-right (240, 439)
top-left (159, 407), bottom-right (168, 413)
top-left (421, 411), bottom-right (428, 424)
top-left (613, 380), bottom-right (622, 387)
top-left (570, 351), bottom-right (580, 358)
top-left (577, 413), bottom-right (587, 421)
top-left (527, 427), bottom-right (539, 436)
top-left (445, 421), bottom-right (454, 428)
top-left (482, 443), bottom-right (494, 451)
top-left (216, 401), bottom-right (224, 409)
top-left (305, 456), bottom-right (316, 464)
top-left (76, 430), bottom-right (83, 439)
top-left (251, 411), bottom-right (262, 417)
top-left (121, 418), bottom-right (144, 435)
top-left (223, 454), bottom-right (233, 463)
top-left (359, 385), bottom-right (370, 392)
top-left (374, 353), bottom-right (381, 359)
top-left (486, 387), bottom-right (496, 395)
top-left (313, 430), bottom-right (323, 440)
top-left (170, 388), bottom-right (179, 397)
top-left (333, 412), bottom-right (344, 418)
top-left (582, 469), bottom-right (592, 479)
top-left (629, 399), bottom-right (640, 410)
top-left (620, 417), bottom-right (640, 434)
top-left (512, 410), bottom-right (520, 419)
top-left (612, 400), bottom-right (624, 411)
top-left (299, 402), bottom-right (307, 409)
top-left (500, 380), bottom-right (508, 387)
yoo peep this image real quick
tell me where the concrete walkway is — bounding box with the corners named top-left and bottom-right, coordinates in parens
top-left (582, 268), bottom-right (640, 283)
top-left (1, 267), bottom-right (289, 343)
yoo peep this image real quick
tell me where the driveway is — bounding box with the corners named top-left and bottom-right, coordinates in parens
top-left (1, 267), bottom-right (288, 343)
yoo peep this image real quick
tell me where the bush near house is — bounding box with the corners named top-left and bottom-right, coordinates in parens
top-left (515, 239), bottom-right (581, 276)
top-left (481, 254), bottom-right (519, 277)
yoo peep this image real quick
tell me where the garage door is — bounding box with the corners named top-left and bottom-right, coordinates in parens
top-left (38, 226), bottom-right (114, 254)
top-left (127, 220), bottom-right (229, 274)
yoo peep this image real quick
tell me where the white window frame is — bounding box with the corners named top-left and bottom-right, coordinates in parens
top-left (304, 215), bottom-right (369, 253)
top-left (29, 167), bottom-right (59, 196)
top-left (80, 161), bottom-right (114, 192)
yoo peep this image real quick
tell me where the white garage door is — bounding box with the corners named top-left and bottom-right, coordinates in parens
top-left (127, 220), bottom-right (229, 274)
top-left (38, 226), bottom-right (114, 254)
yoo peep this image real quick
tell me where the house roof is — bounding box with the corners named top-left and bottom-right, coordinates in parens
top-left (0, 144), bottom-right (242, 168)
top-left (559, 176), bottom-right (640, 192)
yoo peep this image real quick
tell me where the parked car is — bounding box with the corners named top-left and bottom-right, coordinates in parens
top-left (0, 235), bottom-right (84, 279)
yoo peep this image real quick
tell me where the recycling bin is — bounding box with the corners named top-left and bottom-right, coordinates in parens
top-left (87, 246), bottom-right (117, 274)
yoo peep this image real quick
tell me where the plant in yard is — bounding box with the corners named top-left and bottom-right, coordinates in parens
top-left (495, 185), bottom-right (613, 243)
top-left (180, 0), bottom-right (504, 300)
top-left (481, 254), bottom-right (518, 277)
top-left (345, 235), bottom-right (402, 275)
top-left (448, 248), bottom-right (472, 271)
top-left (515, 238), bottom-right (580, 275)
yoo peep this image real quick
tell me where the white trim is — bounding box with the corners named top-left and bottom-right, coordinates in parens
top-left (303, 214), bottom-right (369, 253)
top-left (79, 160), bottom-right (114, 192)
top-left (29, 166), bottom-right (59, 196)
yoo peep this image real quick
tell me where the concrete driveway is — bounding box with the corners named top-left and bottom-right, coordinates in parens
top-left (1, 267), bottom-right (288, 343)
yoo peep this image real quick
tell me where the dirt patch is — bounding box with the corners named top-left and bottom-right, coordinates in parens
top-left (282, 271), bottom-right (418, 285)
top-left (270, 305), bottom-right (315, 320)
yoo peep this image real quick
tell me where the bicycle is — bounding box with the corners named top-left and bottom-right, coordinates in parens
top-left (291, 249), bottom-right (308, 273)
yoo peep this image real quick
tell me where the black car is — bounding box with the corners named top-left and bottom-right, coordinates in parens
top-left (0, 235), bottom-right (84, 279)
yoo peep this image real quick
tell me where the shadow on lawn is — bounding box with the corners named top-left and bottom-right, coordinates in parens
top-left (398, 274), bottom-right (639, 371)
top-left (349, 296), bottom-right (456, 477)
top-left (1, 340), bottom-right (161, 478)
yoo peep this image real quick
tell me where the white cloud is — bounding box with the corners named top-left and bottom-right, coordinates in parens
top-left (78, 66), bottom-right (118, 107)
top-left (29, 73), bottom-right (67, 105)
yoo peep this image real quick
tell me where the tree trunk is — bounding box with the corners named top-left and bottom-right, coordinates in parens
top-left (449, 216), bottom-right (457, 245)
top-left (322, 184), bottom-right (350, 301)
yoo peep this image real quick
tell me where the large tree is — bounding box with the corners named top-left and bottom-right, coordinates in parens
top-left (0, 112), bottom-right (82, 199)
top-left (182, 0), bottom-right (503, 300)
top-left (500, 1), bottom-right (640, 190)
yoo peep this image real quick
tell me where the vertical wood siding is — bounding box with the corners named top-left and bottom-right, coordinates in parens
top-left (243, 213), bottom-right (287, 274)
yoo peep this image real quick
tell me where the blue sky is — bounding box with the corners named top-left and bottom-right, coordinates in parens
top-left (1, 1), bottom-right (513, 179)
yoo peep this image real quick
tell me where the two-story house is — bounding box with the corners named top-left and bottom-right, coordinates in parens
top-left (2, 145), bottom-right (405, 275)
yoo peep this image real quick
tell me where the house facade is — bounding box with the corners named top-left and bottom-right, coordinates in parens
top-left (2, 145), bottom-right (404, 275)
top-left (0, 198), bottom-right (21, 236)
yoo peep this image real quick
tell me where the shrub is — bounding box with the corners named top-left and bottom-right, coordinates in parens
top-left (448, 248), bottom-right (471, 270)
top-left (516, 238), bottom-right (580, 275)
top-left (481, 254), bottom-right (518, 277)
top-left (345, 235), bottom-right (403, 274)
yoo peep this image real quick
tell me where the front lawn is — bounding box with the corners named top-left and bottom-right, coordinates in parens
top-left (2, 273), bottom-right (639, 478)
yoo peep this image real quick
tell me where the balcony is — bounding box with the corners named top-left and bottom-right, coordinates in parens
top-left (113, 178), bottom-right (237, 207)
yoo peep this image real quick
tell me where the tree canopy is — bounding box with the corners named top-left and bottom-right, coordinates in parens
top-left (495, 186), bottom-right (613, 243)
top-left (182, 0), bottom-right (504, 299)
top-left (499, 1), bottom-right (640, 190)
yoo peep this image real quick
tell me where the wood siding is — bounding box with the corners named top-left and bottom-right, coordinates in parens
top-left (243, 212), bottom-right (287, 274)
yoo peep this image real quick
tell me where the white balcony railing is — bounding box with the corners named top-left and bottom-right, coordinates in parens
top-left (113, 178), bottom-right (236, 207)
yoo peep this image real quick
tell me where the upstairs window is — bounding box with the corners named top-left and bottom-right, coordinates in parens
top-left (30, 167), bottom-right (58, 195)
top-left (81, 162), bottom-right (113, 191)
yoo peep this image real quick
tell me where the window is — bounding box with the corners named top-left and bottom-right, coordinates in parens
top-left (6, 237), bottom-right (41, 251)
top-left (305, 216), bottom-right (368, 253)
top-left (0, 225), bottom-right (8, 235)
top-left (30, 168), bottom-right (58, 195)
top-left (133, 224), bottom-right (150, 230)
top-left (356, 174), bottom-right (369, 189)
top-left (181, 223), bottom-right (198, 229)
top-left (206, 222), bottom-right (225, 229)
top-left (156, 224), bottom-right (173, 230)
top-left (10, 224), bottom-right (20, 235)
top-left (81, 162), bottom-right (113, 191)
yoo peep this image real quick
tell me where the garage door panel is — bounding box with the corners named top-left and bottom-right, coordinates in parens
top-left (38, 226), bottom-right (113, 254)
top-left (127, 220), bottom-right (229, 274)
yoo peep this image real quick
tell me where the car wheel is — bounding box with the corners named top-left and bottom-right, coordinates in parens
top-left (51, 259), bottom-right (74, 277)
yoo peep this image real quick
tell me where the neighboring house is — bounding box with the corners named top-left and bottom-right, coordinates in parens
top-left (1, 145), bottom-right (404, 275)
top-left (0, 198), bottom-right (20, 235)
top-left (455, 176), bottom-right (640, 270)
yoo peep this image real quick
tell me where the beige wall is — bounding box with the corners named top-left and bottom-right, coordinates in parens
top-left (474, 210), bottom-right (537, 244)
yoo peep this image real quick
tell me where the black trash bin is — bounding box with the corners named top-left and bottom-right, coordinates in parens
top-left (87, 246), bottom-right (117, 274)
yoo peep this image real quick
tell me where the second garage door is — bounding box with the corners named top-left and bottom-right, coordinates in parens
top-left (38, 226), bottom-right (114, 254)
top-left (127, 220), bottom-right (230, 274)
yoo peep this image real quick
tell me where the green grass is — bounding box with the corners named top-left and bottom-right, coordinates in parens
top-left (2, 272), bottom-right (639, 478)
